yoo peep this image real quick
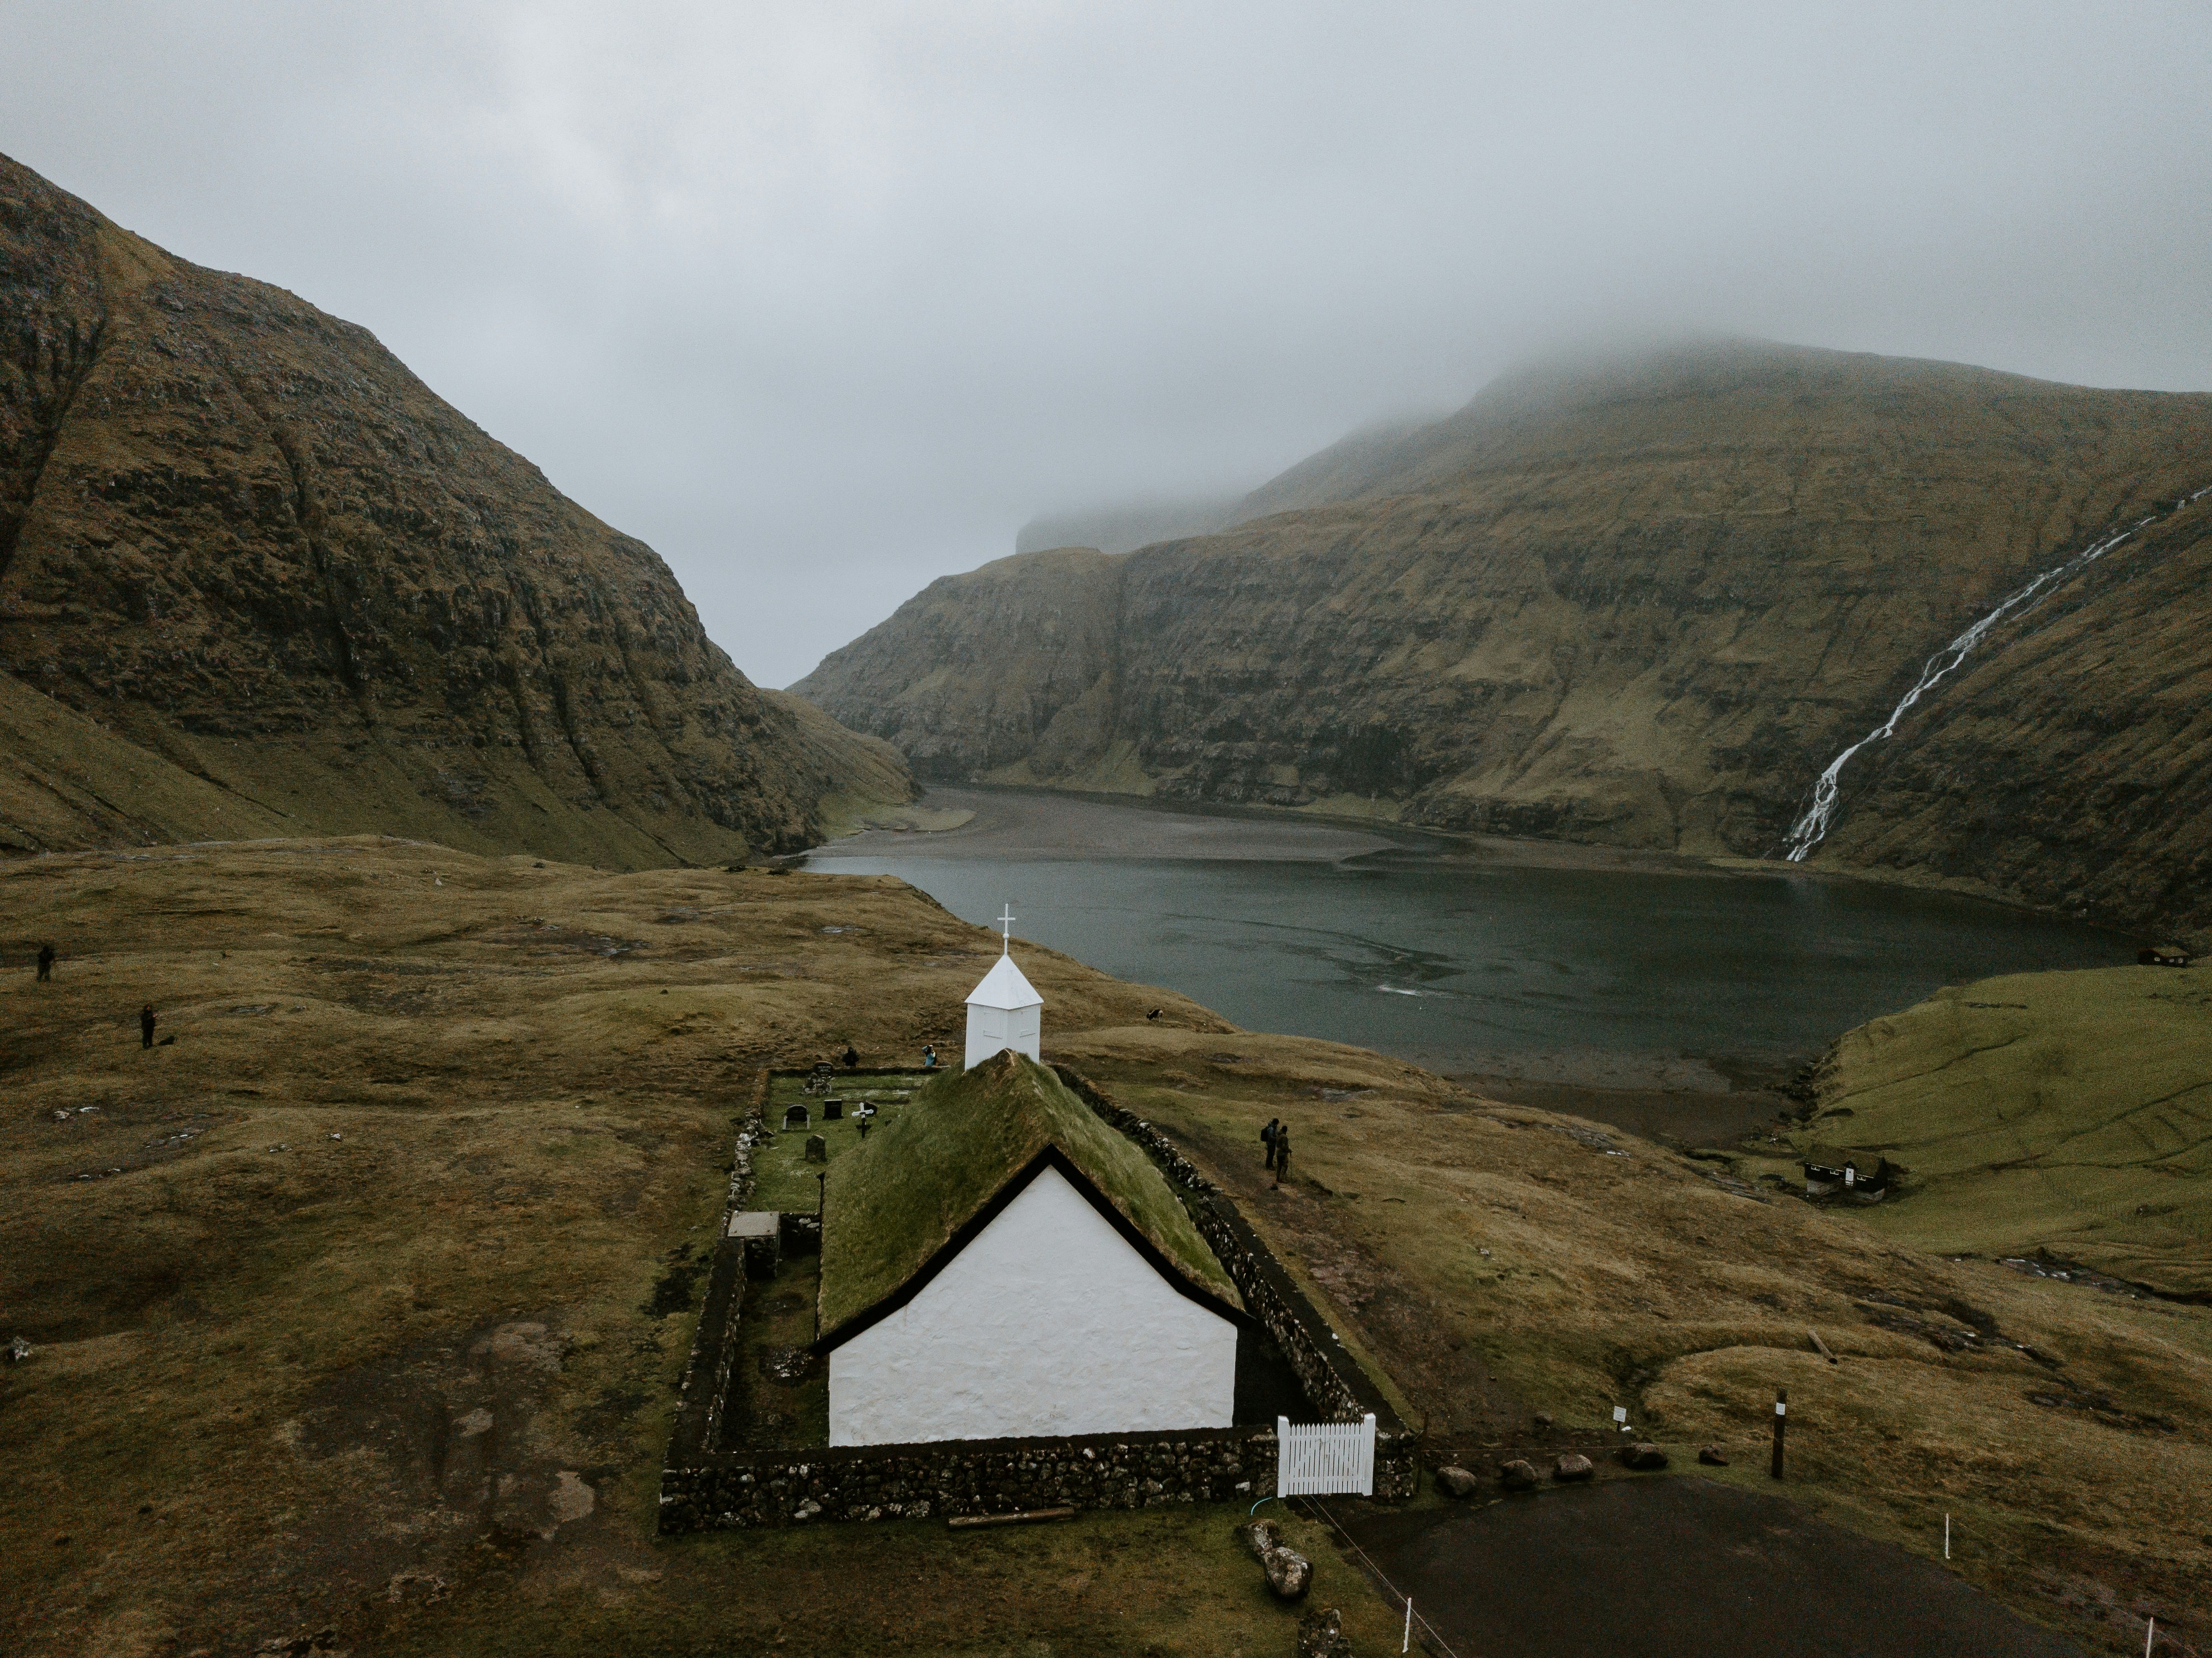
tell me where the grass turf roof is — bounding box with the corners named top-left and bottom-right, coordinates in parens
top-left (817, 1051), bottom-right (1242, 1338)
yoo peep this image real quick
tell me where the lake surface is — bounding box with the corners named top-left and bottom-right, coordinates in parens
top-left (810, 789), bottom-right (2127, 1105)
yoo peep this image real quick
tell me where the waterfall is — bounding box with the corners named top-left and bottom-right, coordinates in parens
top-left (1783, 484), bottom-right (2212, 862)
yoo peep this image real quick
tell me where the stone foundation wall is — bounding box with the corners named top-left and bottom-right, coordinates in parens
top-left (661, 1425), bottom-right (1277, 1531)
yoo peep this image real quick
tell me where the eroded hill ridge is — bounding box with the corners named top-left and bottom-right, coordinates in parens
top-left (796, 341), bottom-right (2212, 939)
top-left (0, 151), bottom-right (909, 866)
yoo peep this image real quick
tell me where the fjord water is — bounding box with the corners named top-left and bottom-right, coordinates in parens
top-left (810, 791), bottom-right (2124, 1095)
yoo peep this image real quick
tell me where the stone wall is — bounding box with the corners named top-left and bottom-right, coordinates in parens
top-left (668, 1069), bottom-right (771, 1461)
top-left (662, 1425), bottom-right (1274, 1531)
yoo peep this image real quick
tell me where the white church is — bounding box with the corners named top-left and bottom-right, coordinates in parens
top-left (810, 909), bottom-right (1246, 1447)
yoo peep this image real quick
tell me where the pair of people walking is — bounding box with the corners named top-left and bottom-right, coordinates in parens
top-left (1261, 1117), bottom-right (1291, 1185)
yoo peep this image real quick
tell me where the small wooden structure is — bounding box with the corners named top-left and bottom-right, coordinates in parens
top-left (1803, 1145), bottom-right (1893, 1201)
top-left (2139, 944), bottom-right (2192, 968)
top-left (726, 1210), bottom-right (781, 1280)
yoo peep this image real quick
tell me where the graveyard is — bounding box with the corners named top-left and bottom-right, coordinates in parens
top-left (2, 839), bottom-right (2206, 1655)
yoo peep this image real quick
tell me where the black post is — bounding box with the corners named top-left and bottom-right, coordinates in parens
top-left (816, 1169), bottom-right (826, 1220)
top-left (1770, 1388), bottom-right (1787, 1480)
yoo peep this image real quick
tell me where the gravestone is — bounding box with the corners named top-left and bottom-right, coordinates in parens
top-left (823, 1099), bottom-right (843, 1120)
top-left (804, 1134), bottom-right (827, 1163)
top-left (783, 1105), bottom-right (810, 1129)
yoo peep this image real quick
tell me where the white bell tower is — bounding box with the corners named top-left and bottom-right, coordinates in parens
top-left (964, 904), bottom-right (1044, 1069)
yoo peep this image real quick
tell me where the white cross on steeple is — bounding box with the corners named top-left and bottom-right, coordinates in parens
top-left (998, 904), bottom-right (1016, 953)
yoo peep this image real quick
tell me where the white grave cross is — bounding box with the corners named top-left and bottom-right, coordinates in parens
top-left (997, 904), bottom-right (1016, 953)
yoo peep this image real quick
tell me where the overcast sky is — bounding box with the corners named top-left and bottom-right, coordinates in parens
top-left (5, 3), bottom-right (2210, 687)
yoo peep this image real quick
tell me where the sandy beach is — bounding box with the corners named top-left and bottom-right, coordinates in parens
top-left (811, 785), bottom-right (1409, 862)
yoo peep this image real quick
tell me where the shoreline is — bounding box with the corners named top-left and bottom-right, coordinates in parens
top-left (815, 781), bottom-right (2158, 948)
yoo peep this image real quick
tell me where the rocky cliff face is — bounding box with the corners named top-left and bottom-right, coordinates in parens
top-left (0, 152), bottom-right (909, 865)
top-left (795, 341), bottom-right (2212, 937)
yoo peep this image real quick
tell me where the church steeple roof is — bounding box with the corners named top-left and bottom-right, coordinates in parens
top-left (966, 951), bottom-right (1042, 1010)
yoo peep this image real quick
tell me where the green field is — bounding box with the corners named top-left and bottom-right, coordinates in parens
top-left (1787, 965), bottom-right (2211, 1296)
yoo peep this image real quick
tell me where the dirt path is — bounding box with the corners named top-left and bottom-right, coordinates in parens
top-left (1330, 1478), bottom-right (2087, 1658)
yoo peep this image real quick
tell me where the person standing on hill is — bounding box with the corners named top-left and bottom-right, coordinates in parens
top-left (843, 1043), bottom-right (859, 1069)
top-left (1262, 1117), bottom-right (1281, 1170)
top-left (921, 1043), bottom-right (938, 1069)
top-left (140, 1003), bottom-right (157, 1050)
top-left (1272, 1123), bottom-right (1291, 1188)
top-left (37, 943), bottom-right (55, 982)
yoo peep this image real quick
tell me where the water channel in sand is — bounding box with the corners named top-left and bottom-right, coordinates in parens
top-left (807, 787), bottom-right (2129, 1142)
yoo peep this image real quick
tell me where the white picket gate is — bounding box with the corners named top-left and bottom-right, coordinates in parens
top-left (1276, 1414), bottom-right (1376, 1497)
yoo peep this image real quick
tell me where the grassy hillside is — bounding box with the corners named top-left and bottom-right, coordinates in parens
top-left (0, 151), bottom-right (909, 864)
top-left (796, 339), bottom-right (2212, 940)
top-left (1, 842), bottom-right (2204, 1654)
top-left (1780, 966), bottom-right (2212, 1297)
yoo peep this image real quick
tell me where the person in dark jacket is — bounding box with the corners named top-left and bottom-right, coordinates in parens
top-left (1272, 1123), bottom-right (1291, 1188)
top-left (140, 1003), bottom-right (157, 1049)
top-left (842, 1043), bottom-right (859, 1068)
top-left (37, 943), bottom-right (55, 982)
top-left (1261, 1117), bottom-right (1282, 1170)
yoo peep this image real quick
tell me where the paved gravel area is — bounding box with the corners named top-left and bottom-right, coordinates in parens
top-left (1331, 1477), bottom-right (2086, 1658)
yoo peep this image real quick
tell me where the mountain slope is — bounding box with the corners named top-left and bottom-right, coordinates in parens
top-left (795, 340), bottom-right (2212, 937)
top-left (1015, 496), bottom-right (1248, 556)
top-left (0, 151), bottom-right (909, 864)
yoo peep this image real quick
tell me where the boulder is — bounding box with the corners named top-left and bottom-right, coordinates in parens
top-left (1533, 1411), bottom-right (1554, 1430)
top-left (1497, 1458), bottom-right (1540, 1492)
top-left (1435, 1465), bottom-right (1480, 1498)
top-left (1698, 1445), bottom-right (1729, 1466)
top-left (1296, 1607), bottom-right (1354, 1658)
top-left (1236, 1517), bottom-right (1282, 1559)
top-left (7, 1336), bottom-right (32, 1364)
top-left (1617, 1442), bottom-right (1669, 1471)
top-left (1553, 1452), bottom-right (1594, 1482)
top-left (1262, 1546), bottom-right (1313, 1601)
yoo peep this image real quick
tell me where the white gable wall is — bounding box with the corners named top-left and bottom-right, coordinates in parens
top-left (827, 1165), bottom-right (1237, 1446)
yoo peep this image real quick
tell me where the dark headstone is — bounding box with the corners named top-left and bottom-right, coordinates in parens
top-left (1497, 1458), bottom-right (1540, 1492)
top-left (803, 1134), bottom-right (827, 1163)
top-left (823, 1099), bottom-right (843, 1119)
top-left (1617, 1442), bottom-right (1670, 1471)
top-left (782, 1105), bottom-right (809, 1129)
top-left (1435, 1465), bottom-right (1480, 1498)
top-left (1553, 1452), bottom-right (1594, 1482)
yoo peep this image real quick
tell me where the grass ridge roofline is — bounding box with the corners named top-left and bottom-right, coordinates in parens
top-left (815, 1050), bottom-right (1243, 1338)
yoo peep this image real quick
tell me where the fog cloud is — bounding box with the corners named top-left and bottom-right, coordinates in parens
top-left (6, 2), bottom-right (2208, 684)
